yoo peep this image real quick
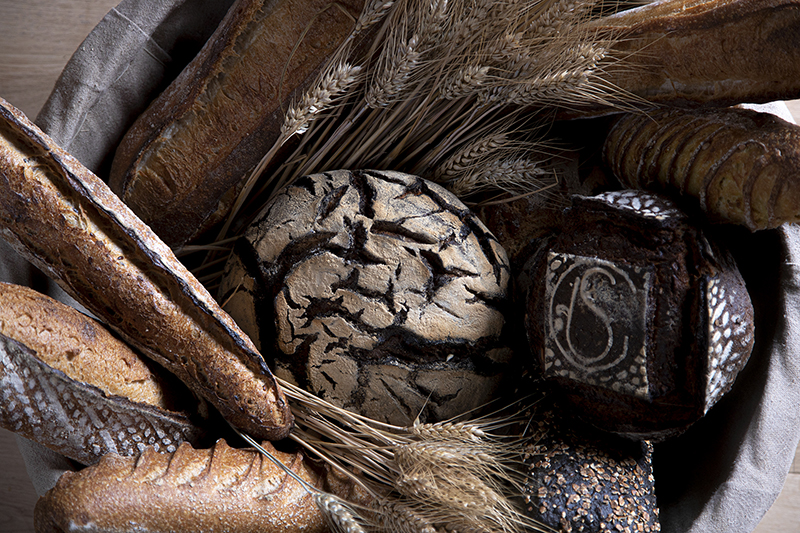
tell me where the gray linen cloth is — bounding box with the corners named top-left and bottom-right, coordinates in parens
top-left (4, 1), bottom-right (800, 532)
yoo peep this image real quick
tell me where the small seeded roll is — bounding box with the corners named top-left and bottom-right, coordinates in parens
top-left (521, 406), bottom-right (660, 533)
top-left (219, 169), bottom-right (514, 425)
top-left (522, 190), bottom-right (755, 440)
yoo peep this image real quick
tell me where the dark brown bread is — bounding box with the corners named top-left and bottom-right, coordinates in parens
top-left (521, 404), bottom-right (660, 533)
top-left (0, 97), bottom-right (292, 441)
top-left (523, 190), bottom-right (755, 440)
top-left (109, 0), bottom-right (366, 249)
top-left (34, 439), bottom-right (347, 533)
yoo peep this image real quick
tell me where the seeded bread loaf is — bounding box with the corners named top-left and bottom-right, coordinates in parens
top-left (109, 0), bottom-right (366, 249)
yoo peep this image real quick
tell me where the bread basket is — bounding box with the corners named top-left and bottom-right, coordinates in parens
top-left (6, 0), bottom-right (800, 531)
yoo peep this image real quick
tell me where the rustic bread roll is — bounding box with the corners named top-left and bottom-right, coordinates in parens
top-left (604, 106), bottom-right (800, 231)
top-left (0, 283), bottom-right (206, 465)
top-left (0, 97), bottom-right (292, 441)
top-left (522, 190), bottom-right (755, 440)
top-left (34, 439), bottom-right (354, 533)
top-left (583, 0), bottom-right (800, 112)
top-left (109, 0), bottom-right (366, 248)
top-left (219, 169), bottom-right (514, 425)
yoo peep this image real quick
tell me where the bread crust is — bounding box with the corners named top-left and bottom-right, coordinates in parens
top-left (109, 0), bottom-right (366, 248)
top-left (604, 106), bottom-right (800, 230)
top-left (0, 282), bottom-right (179, 410)
top-left (0, 97), bottom-right (292, 441)
top-left (34, 440), bottom-right (330, 533)
top-left (577, 0), bottom-right (800, 113)
top-left (0, 328), bottom-right (205, 466)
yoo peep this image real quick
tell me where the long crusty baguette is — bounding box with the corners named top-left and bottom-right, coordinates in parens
top-left (109, 0), bottom-right (366, 249)
top-left (0, 96), bottom-right (292, 441)
top-left (580, 0), bottom-right (800, 113)
top-left (34, 439), bottom-right (355, 533)
top-left (0, 284), bottom-right (206, 465)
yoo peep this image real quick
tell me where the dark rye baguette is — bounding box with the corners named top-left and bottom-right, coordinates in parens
top-left (34, 439), bottom-right (364, 533)
top-left (0, 97), bottom-right (292, 441)
top-left (0, 283), bottom-right (205, 465)
top-left (109, 0), bottom-right (366, 249)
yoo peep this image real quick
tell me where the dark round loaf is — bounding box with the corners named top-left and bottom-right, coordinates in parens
top-left (218, 169), bottom-right (513, 425)
top-left (522, 404), bottom-right (660, 533)
top-left (522, 190), bottom-right (755, 440)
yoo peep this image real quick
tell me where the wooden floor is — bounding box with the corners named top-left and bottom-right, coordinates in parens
top-left (0, 1), bottom-right (799, 532)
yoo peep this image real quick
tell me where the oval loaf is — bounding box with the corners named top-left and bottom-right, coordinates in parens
top-left (0, 283), bottom-right (206, 465)
top-left (109, 0), bottom-right (366, 248)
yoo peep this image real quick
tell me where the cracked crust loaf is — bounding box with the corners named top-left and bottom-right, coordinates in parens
top-left (218, 169), bottom-right (514, 425)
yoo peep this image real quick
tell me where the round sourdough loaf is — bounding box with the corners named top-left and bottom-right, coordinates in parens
top-left (522, 190), bottom-right (755, 440)
top-left (218, 170), bottom-right (514, 425)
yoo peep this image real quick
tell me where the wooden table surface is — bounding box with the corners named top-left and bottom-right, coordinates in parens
top-left (0, 1), bottom-right (799, 532)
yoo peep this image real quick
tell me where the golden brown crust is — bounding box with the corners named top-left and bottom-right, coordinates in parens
top-left (0, 97), bottom-right (292, 440)
top-left (580, 0), bottom-right (800, 112)
top-left (34, 440), bottom-right (330, 533)
top-left (109, 0), bottom-right (366, 248)
top-left (603, 106), bottom-right (800, 230)
top-left (0, 281), bottom-right (179, 410)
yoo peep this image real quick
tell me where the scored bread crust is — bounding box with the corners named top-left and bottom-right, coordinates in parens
top-left (0, 329), bottom-right (206, 466)
top-left (34, 440), bottom-right (331, 533)
top-left (0, 97), bottom-right (292, 441)
top-left (109, 0), bottom-right (366, 249)
top-left (603, 106), bottom-right (800, 230)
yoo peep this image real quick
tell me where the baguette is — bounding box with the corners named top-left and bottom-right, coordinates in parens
top-left (109, 0), bottom-right (366, 249)
top-left (0, 97), bottom-right (292, 441)
top-left (0, 291), bottom-right (206, 465)
top-left (603, 106), bottom-right (800, 230)
top-left (34, 440), bottom-right (339, 533)
top-left (581, 0), bottom-right (800, 113)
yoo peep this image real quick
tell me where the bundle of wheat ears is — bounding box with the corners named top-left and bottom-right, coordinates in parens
top-left (204, 0), bottom-right (643, 255)
top-left (188, 1), bottom-right (648, 532)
